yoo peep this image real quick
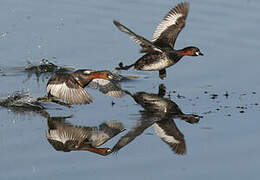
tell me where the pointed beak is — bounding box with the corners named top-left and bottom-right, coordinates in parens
top-left (199, 52), bottom-right (204, 56)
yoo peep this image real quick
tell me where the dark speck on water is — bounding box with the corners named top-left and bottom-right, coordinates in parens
top-left (111, 101), bottom-right (115, 106)
top-left (236, 106), bottom-right (247, 109)
top-left (210, 94), bottom-right (218, 99)
top-left (177, 94), bottom-right (186, 99)
top-left (224, 91), bottom-right (229, 98)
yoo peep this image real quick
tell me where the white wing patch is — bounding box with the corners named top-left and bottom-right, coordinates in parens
top-left (83, 69), bottom-right (94, 74)
top-left (47, 83), bottom-right (66, 98)
top-left (89, 132), bottom-right (110, 147)
top-left (106, 90), bottom-right (124, 98)
top-left (46, 130), bottom-right (71, 144)
top-left (46, 127), bottom-right (89, 144)
top-left (47, 83), bottom-right (93, 104)
top-left (153, 123), bottom-right (180, 144)
top-left (90, 79), bottom-right (124, 98)
top-left (152, 13), bottom-right (183, 42)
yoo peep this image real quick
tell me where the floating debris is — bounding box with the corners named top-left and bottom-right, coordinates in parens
top-left (111, 101), bottom-right (115, 106)
top-left (236, 106), bottom-right (247, 110)
top-left (200, 127), bottom-right (213, 130)
top-left (202, 111), bottom-right (213, 115)
top-left (177, 94), bottom-right (186, 99)
top-left (210, 94), bottom-right (218, 99)
top-left (224, 91), bottom-right (229, 98)
top-left (0, 32), bottom-right (8, 38)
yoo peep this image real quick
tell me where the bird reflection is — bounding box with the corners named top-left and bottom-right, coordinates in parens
top-left (113, 84), bottom-right (200, 155)
top-left (43, 112), bottom-right (125, 156)
top-left (0, 90), bottom-right (125, 156)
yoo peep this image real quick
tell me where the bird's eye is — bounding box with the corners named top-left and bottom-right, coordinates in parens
top-left (108, 74), bottom-right (113, 79)
top-left (84, 70), bottom-right (92, 74)
top-left (106, 149), bottom-right (112, 153)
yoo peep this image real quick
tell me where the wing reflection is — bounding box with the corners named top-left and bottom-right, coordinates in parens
top-left (44, 113), bottom-right (125, 156)
top-left (112, 111), bottom-right (154, 153)
top-left (113, 84), bottom-right (200, 155)
top-left (87, 76), bottom-right (124, 98)
top-left (153, 118), bottom-right (186, 155)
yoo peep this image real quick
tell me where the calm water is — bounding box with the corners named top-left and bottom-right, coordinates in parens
top-left (0, 0), bottom-right (260, 179)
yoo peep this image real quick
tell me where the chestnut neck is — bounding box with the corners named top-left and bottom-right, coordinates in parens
top-left (77, 72), bottom-right (108, 87)
top-left (88, 72), bottom-right (108, 80)
top-left (177, 48), bottom-right (194, 56)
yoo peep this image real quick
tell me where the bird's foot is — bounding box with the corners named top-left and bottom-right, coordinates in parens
top-left (37, 96), bottom-right (71, 108)
top-left (159, 69), bottom-right (166, 80)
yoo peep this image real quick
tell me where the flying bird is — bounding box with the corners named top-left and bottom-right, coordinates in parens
top-left (46, 69), bottom-right (119, 104)
top-left (114, 2), bottom-right (203, 79)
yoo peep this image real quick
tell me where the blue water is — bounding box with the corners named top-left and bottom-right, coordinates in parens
top-left (0, 0), bottom-right (260, 179)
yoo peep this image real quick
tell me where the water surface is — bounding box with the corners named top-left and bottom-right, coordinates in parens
top-left (0, 0), bottom-right (260, 179)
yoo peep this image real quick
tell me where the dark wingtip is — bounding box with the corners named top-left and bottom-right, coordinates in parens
top-left (181, 1), bottom-right (190, 8)
top-left (113, 20), bottom-right (120, 26)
